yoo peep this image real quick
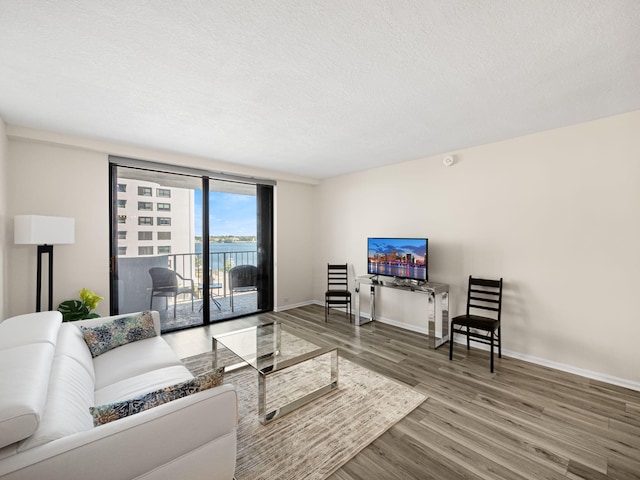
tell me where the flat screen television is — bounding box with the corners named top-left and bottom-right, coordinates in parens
top-left (367, 237), bottom-right (428, 282)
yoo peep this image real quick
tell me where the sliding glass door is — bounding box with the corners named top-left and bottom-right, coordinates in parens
top-left (109, 160), bottom-right (273, 333)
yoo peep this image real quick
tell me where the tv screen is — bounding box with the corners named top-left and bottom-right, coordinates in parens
top-left (367, 237), bottom-right (428, 282)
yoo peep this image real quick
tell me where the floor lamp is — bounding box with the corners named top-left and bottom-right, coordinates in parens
top-left (14, 215), bottom-right (75, 312)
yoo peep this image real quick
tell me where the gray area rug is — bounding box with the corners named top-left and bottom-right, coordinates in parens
top-left (182, 351), bottom-right (426, 480)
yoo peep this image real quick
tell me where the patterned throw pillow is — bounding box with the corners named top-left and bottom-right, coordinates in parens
top-left (79, 311), bottom-right (157, 357)
top-left (89, 368), bottom-right (225, 426)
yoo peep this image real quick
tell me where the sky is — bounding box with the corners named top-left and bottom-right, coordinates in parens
top-left (193, 190), bottom-right (257, 237)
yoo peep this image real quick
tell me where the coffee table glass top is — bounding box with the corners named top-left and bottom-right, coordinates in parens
top-left (212, 321), bottom-right (327, 374)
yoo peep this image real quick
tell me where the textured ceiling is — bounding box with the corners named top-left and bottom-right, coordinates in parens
top-left (1, 1), bottom-right (639, 179)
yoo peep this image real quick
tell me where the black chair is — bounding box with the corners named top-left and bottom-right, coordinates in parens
top-left (148, 267), bottom-right (195, 318)
top-left (325, 263), bottom-right (352, 322)
top-left (449, 276), bottom-right (503, 372)
top-left (229, 265), bottom-right (258, 312)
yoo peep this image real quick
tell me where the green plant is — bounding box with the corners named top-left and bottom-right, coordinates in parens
top-left (58, 288), bottom-right (104, 322)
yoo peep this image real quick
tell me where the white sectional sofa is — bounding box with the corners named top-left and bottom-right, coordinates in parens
top-left (0, 310), bottom-right (237, 480)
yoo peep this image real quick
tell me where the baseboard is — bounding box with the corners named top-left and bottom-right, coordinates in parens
top-left (498, 348), bottom-right (640, 393)
top-left (275, 300), bottom-right (316, 312)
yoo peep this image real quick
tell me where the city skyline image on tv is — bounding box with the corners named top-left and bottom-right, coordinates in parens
top-left (367, 237), bottom-right (428, 281)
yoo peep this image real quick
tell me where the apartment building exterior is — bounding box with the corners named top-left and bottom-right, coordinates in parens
top-left (115, 179), bottom-right (195, 259)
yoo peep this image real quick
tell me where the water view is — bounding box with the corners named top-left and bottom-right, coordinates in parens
top-left (195, 241), bottom-right (257, 270)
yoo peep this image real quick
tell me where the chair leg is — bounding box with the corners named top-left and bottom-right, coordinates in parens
top-left (449, 326), bottom-right (454, 360)
top-left (490, 331), bottom-right (494, 373)
top-left (230, 291), bottom-right (234, 312)
top-left (466, 326), bottom-right (470, 350)
top-left (498, 326), bottom-right (502, 358)
top-left (324, 299), bottom-right (328, 322)
top-left (173, 296), bottom-right (177, 318)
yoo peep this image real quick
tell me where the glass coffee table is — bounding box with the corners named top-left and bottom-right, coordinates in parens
top-left (212, 321), bottom-right (339, 424)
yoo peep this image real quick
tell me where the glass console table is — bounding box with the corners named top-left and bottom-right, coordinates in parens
top-left (354, 275), bottom-right (450, 349)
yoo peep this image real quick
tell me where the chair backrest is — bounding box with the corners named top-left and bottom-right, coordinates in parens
top-left (149, 267), bottom-right (178, 291)
top-left (229, 265), bottom-right (258, 290)
top-left (466, 276), bottom-right (503, 320)
top-left (327, 264), bottom-right (349, 291)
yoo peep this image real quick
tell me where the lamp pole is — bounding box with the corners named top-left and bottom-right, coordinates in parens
top-left (36, 244), bottom-right (54, 312)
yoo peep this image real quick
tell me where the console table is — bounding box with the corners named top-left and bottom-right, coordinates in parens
top-left (354, 275), bottom-right (450, 349)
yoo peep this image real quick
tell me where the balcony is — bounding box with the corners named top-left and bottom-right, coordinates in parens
top-left (116, 250), bottom-right (259, 332)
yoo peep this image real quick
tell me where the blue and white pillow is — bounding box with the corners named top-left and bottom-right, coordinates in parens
top-left (79, 311), bottom-right (156, 357)
top-left (89, 368), bottom-right (225, 426)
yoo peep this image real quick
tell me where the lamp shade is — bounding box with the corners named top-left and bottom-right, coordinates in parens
top-left (14, 215), bottom-right (75, 245)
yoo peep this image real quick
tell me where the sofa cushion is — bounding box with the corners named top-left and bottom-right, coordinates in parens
top-left (79, 311), bottom-right (156, 357)
top-left (92, 336), bottom-right (184, 390)
top-left (0, 343), bottom-right (55, 449)
top-left (94, 365), bottom-right (194, 406)
top-left (17, 355), bottom-right (95, 452)
top-left (0, 311), bottom-right (62, 350)
top-left (55, 323), bottom-right (96, 383)
top-left (90, 368), bottom-right (225, 426)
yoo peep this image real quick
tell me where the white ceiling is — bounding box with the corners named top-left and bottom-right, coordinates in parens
top-left (1, 1), bottom-right (639, 180)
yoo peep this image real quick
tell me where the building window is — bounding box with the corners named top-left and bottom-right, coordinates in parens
top-left (138, 201), bottom-right (153, 211)
top-left (157, 231), bottom-right (171, 240)
top-left (117, 215), bottom-right (127, 224)
top-left (138, 231), bottom-right (153, 240)
top-left (157, 246), bottom-right (171, 254)
top-left (138, 186), bottom-right (152, 196)
top-left (117, 199), bottom-right (127, 208)
top-left (157, 217), bottom-right (171, 226)
top-left (117, 231), bottom-right (127, 240)
top-left (138, 246), bottom-right (154, 255)
top-left (138, 216), bottom-right (153, 226)
top-left (117, 183), bottom-right (127, 192)
top-left (157, 203), bottom-right (171, 211)
top-left (117, 246), bottom-right (127, 255)
top-left (157, 188), bottom-right (171, 198)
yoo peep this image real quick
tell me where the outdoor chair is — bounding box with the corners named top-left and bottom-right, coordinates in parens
top-left (148, 267), bottom-right (195, 318)
top-left (229, 265), bottom-right (258, 312)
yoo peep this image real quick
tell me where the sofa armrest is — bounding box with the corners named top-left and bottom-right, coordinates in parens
top-left (0, 384), bottom-right (237, 480)
top-left (73, 311), bottom-right (162, 336)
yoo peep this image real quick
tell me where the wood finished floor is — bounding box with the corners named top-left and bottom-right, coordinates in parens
top-left (163, 304), bottom-right (640, 480)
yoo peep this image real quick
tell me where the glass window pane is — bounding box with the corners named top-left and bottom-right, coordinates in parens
top-left (111, 163), bottom-right (271, 334)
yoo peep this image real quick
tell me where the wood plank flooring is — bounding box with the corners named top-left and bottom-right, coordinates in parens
top-left (163, 304), bottom-right (640, 479)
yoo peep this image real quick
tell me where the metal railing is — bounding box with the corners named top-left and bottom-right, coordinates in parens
top-left (168, 250), bottom-right (257, 298)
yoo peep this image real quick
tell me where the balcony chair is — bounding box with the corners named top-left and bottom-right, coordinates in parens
top-left (449, 275), bottom-right (503, 372)
top-left (325, 263), bottom-right (351, 322)
top-left (148, 267), bottom-right (195, 318)
top-left (229, 265), bottom-right (258, 312)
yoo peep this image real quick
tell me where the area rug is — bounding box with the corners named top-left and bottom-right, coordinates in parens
top-left (182, 351), bottom-right (426, 480)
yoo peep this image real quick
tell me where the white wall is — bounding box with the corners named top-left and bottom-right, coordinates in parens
top-left (7, 140), bottom-right (110, 317)
top-left (0, 117), bottom-right (7, 319)
top-left (315, 110), bottom-right (640, 388)
top-left (275, 180), bottom-right (316, 309)
top-left (5, 131), bottom-right (319, 318)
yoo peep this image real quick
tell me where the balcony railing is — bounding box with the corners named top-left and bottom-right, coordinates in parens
top-left (168, 250), bottom-right (257, 298)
